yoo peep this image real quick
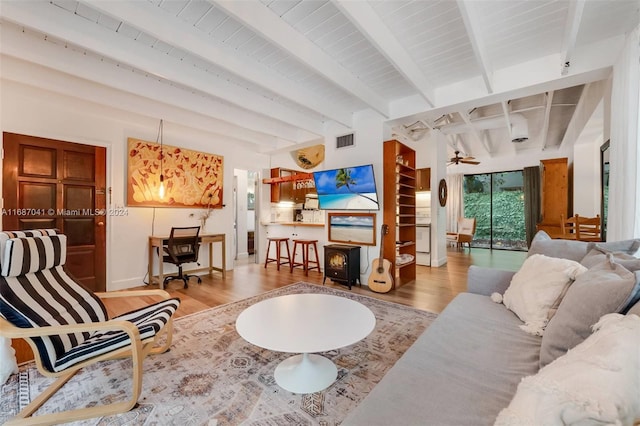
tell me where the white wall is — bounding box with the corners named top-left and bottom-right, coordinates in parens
top-left (234, 170), bottom-right (249, 258)
top-left (264, 110), bottom-right (385, 280)
top-left (573, 142), bottom-right (602, 216)
top-left (572, 97), bottom-right (606, 216)
top-left (402, 104), bottom-right (606, 260)
top-left (323, 110), bottom-right (385, 279)
top-left (1, 79), bottom-right (270, 290)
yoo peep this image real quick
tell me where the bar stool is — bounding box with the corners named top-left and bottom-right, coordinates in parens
top-left (290, 239), bottom-right (321, 275)
top-left (264, 237), bottom-right (291, 271)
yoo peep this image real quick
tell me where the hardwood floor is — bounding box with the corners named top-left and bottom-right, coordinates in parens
top-left (13, 247), bottom-right (526, 364)
top-left (106, 246), bottom-right (527, 318)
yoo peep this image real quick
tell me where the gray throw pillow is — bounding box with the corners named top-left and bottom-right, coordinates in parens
top-left (581, 247), bottom-right (638, 269)
top-left (592, 239), bottom-right (640, 254)
top-left (528, 231), bottom-right (589, 262)
top-left (539, 255), bottom-right (640, 367)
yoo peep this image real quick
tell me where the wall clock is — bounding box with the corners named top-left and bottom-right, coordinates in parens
top-left (438, 179), bottom-right (448, 207)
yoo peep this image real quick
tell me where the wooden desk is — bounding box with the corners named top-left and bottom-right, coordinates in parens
top-left (148, 233), bottom-right (226, 289)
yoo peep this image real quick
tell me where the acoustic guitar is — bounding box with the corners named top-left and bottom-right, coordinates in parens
top-left (368, 224), bottom-right (393, 293)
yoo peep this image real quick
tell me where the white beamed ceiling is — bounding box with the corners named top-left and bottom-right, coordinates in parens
top-left (0, 0), bottom-right (638, 156)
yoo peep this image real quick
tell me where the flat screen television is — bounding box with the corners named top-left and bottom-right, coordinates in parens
top-left (312, 164), bottom-right (379, 210)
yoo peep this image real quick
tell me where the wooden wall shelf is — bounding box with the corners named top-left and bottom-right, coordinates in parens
top-left (383, 140), bottom-right (416, 288)
top-left (265, 168), bottom-right (315, 203)
top-left (262, 172), bottom-right (313, 184)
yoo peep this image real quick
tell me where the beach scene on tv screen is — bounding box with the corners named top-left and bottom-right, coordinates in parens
top-left (314, 165), bottom-right (379, 210)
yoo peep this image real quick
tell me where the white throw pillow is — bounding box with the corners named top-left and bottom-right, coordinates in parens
top-left (495, 313), bottom-right (640, 426)
top-left (0, 336), bottom-right (18, 384)
top-left (503, 254), bottom-right (587, 336)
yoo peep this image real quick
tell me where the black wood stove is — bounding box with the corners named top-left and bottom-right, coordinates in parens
top-left (323, 244), bottom-right (361, 289)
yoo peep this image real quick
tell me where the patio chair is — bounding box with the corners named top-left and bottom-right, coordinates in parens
top-left (0, 230), bottom-right (180, 425)
top-left (446, 217), bottom-right (477, 250)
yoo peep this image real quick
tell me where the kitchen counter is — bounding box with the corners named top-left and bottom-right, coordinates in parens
top-left (263, 221), bottom-right (327, 267)
top-left (262, 222), bottom-right (325, 227)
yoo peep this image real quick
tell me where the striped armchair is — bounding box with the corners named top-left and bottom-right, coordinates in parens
top-left (0, 230), bottom-right (180, 425)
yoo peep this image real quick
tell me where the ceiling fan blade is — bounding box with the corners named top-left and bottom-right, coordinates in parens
top-left (461, 156), bottom-right (476, 161)
top-left (460, 159), bottom-right (481, 165)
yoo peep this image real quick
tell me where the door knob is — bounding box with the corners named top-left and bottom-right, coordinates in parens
top-left (97, 221), bottom-right (104, 226)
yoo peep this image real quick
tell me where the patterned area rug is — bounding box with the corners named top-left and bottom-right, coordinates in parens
top-left (1, 282), bottom-right (437, 425)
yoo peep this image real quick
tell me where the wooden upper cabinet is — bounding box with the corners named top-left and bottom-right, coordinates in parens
top-left (270, 168), bottom-right (282, 203)
top-left (416, 168), bottom-right (430, 191)
top-left (537, 158), bottom-right (569, 237)
top-left (279, 169), bottom-right (294, 202)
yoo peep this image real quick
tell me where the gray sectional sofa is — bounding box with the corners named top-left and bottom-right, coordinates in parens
top-left (343, 234), bottom-right (640, 425)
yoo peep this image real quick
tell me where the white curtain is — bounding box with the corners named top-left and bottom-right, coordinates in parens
top-left (608, 25), bottom-right (640, 241)
top-left (446, 174), bottom-right (464, 233)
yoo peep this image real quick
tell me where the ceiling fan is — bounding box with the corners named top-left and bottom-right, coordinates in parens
top-left (448, 151), bottom-right (480, 166)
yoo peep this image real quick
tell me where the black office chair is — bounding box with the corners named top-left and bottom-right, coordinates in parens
top-left (163, 226), bottom-right (202, 288)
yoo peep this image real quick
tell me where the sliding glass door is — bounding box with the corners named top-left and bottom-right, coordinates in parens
top-left (463, 171), bottom-right (526, 250)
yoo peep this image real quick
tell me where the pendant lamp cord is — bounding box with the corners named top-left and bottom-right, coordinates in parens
top-left (157, 119), bottom-right (164, 187)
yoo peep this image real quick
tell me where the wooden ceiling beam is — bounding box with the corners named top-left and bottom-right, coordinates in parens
top-left (83, 0), bottom-right (354, 127)
top-left (335, 0), bottom-right (435, 107)
top-left (541, 91), bottom-right (555, 150)
top-left (1, 1), bottom-right (324, 136)
top-left (457, 110), bottom-right (493, 156)
top-left (501, 101), bottom-right (513, 142)
top-left (560, 0), bottom-right (586, 75)
top-left (456, 0), bottom-right (493, 93)
top-left (214, 0), bottom-right (390, 117)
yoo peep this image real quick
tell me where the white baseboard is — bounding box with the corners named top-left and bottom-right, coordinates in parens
top-left (432, 255), bottom-right (448, 267)
top-left (108, 277), bottom-right (148, 291)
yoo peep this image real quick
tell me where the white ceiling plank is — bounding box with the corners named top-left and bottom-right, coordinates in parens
top-left (500, 101), bottom-right (513, 141)
top-left (333, 0), bottom-right (435, 107)
top-left (541, 91), bottom-right (555, 149)
top-left (456, 0), bottom-right (493, 93)
top-left (454, 134), bottom-right (471, 158)
top-left (213, 0), bottom-right (390, 117)
top-left (457, 110), bottom-right (492, 156)
top-left (1, 56), bottom-right (282, 152)
top-left (0, 26), bottom-right (313, 146)
top-left (82, 0), bottom-right (353, 127)
top-left (560, 0), bottom-right (585, 75)
top-left (391, 125), bottom-right (418, 144)
top-left (1, 0), bottom-right (324, 136)
top-left (443, 112), bottom-right (471, 156)
top-left (397, 43), bottom-right (616, 120)
top-left (392, 132), bottom-right (415, 146)
top-left (560, 80), bottom-right (607, 148)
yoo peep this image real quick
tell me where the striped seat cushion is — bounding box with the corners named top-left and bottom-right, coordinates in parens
top-left (0, 234), bottom-right (181, 373)
top-left (54, 297), bottom-right (180, 372)
top-left (2, 235), bottom-right (67, 277)
top-left (0, 265), bottom-right (108, 372)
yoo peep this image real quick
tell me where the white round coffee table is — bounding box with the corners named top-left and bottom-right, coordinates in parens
top-left (235, 293), bottom-right (376, 394)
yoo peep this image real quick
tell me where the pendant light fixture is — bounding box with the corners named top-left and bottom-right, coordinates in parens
top-left (157, 119), bottom-right (165, 199)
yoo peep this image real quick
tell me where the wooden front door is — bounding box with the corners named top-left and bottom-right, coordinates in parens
top-left (2, 132), bottom-right (107, 292)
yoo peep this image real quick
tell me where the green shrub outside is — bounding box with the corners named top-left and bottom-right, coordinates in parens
top-left (464, 191), bottom-right (526, 244)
